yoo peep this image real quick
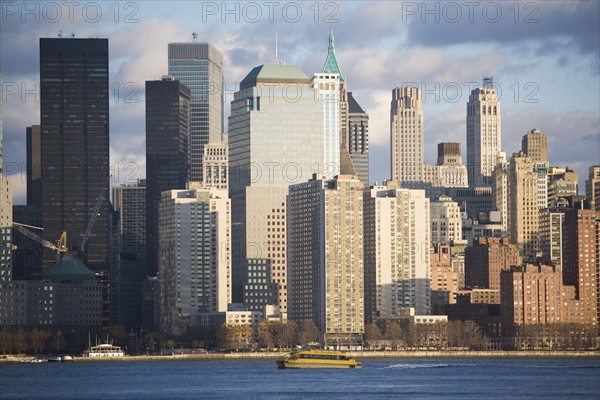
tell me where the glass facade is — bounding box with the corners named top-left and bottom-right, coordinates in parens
top-left (229, 64), bottom-right (324, 309)
top-left (39, 38), bottom-right (110, 271)
top-left (168, 43), bottom-right (223, 182)
top-left (145, 79), bottom-right (190, 275)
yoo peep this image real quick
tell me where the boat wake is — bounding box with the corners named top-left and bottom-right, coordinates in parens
top-left (381, 363), bottom-right (475, 369)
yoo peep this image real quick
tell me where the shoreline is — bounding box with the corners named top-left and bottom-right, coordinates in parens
top-left (2, 350), bottom-right (599, 363)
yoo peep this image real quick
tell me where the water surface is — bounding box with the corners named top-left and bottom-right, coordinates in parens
top-left (1, 357), bottom-right (598, 399)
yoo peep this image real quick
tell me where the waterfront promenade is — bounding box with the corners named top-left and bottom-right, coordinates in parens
top-left (2, 350), bottom-right (599, 363)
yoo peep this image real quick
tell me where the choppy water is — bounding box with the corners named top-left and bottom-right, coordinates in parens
top-left (1, 357), bottom-right (599, 399)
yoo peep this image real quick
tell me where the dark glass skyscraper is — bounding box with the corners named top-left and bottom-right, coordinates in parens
top-left (39, 38), bottom-right (110, 271)
top-left (168, 42), bottom-right (223, 182)
top-left (347, 92), bottom-right (369, 186)
top-left (145, 76), bottom-right (191, 275)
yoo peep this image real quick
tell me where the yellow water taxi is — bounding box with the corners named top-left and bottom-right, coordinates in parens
top-left (276, 343), bottom-right (362, 369)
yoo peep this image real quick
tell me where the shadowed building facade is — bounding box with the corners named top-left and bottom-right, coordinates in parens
top-left (39, 38), bottom-right (110, 271)
top-left (145, 76), bottom-right (191, 276)
top-left (347, 92), bottom-right (369, 186)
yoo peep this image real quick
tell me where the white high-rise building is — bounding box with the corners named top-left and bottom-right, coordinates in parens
top-left (158, 185), bottom-right (231, 335)
top-left (467, 77), bottom-right (501, 187)
top-left (311, 73), bottom-right (340, 175)
top-left (288, 175), bottom-right (364, 347)
top-left (364, 181), bottom-right (431, 318)
top-left (391, 87), bottom-right (423, 185)
top-left (203, 136), bottom-right (228, 190)
top-left (430, 195), bottom-right (462, 246)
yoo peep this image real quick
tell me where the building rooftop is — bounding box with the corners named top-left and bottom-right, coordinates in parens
top-left (348, 92), bottom-right (365, 114)
top-left (240, 64), bottom-right (310, 89)
top-left (44, 254), bottom-right (96, 282)
top-left (322, 29), bottom-right (344, 83)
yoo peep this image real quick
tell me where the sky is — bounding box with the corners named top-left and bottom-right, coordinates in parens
top-left (1, 0), bottom-right (599, 204)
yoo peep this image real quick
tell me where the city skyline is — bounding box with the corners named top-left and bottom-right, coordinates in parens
top-left (1, 1), bottom-right (599, 203)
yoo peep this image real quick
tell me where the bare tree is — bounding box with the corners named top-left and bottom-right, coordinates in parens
top-left (29, 327), bottom-right (49, 354)
top-left (217, 324), bottom-right (253, 351)
top-left (385, 321), bottom-right (403, 350)
top-left (51, 330), bottom-right (63, 353)
top-left (280, 321), bottom-right (298, 350)
top-left (463, 320), bottom-right (487, 350)
top-left (258, 320), bottom-right (274, 350)
top-left (297, 320), bottom-right (320, 345)
top-left (364, 322), bottom-right (382, 350)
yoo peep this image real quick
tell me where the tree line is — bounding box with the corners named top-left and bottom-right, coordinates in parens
top-left (1, 320), bottom-right (597, 354)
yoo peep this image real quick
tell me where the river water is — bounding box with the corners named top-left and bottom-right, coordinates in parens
top-left (1, 357), bottom-right (598, 399)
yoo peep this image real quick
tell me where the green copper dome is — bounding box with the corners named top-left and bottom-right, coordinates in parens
top-left (44, 254), bottom-right (96, 282)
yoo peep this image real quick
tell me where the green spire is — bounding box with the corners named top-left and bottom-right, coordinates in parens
top-left (322, 28), bottom-right (344, 82)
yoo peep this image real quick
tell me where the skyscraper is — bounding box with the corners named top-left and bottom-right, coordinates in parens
top-left (391, 86), bottom-right (423, 185)
top-left (321, 29), bottom-right (349, 164)
top-left (492, 152), bottom-right (508, 233)
top-left (39, 38), bottom-right (110, 270)
top-left (521, 128), bottom-right (548, 163)
top-left (465, 238), bottom-right (520, 291)
top-left (168, 42), bottom-right (223, 181)
top-left (288, 175), bottom-right (364, 346)
top-left (348, 92), bottom-right (369, 186)
top-left (202, 137), bottom-right (228, 191)
top-left (562, 209), bottom-right (599, 328)
top-left (0, 110), bottom-right (12, 284)
top-left (228, 64), bottom-right (324, 311)
top-left (311, 72), bottom-right (340, 174)
top-left (112, 179), bottom-right (146, 329)
top-left (145, 76), bottom-right (191, 275)
top-left (430, 195), bottom-right (462, 246)
top-left (26, 125), bottom-right (42, 207)
top-left (364, 181), bottom-right (431, 318)
top-left (586, 165), bottom-right (600, 211)
top-left (507, 152), bottom-right (547, 261)
top-left (158, 185), bottom-right (231, 335)
top-left (436, 143), bottom-right (468, 187)
top-left (547, 167), bottom-right (578, 207)
top-left (466, 77), bottom-right (501, 187)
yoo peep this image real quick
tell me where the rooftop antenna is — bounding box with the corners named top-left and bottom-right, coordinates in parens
top-left (192, 32), bottom-right (198, 42)
top-left (275, 33), bottom-right (279, 65)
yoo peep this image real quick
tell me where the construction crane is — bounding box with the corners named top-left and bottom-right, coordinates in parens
top-left (80, 193), bottom-right (104, 252)
top-left (12, 193), bottom-right (104, 258)
top-left (12, 222), bottom-right (68, 254)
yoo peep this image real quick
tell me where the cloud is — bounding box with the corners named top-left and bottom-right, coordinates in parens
top-left (405, 1), bottom-right (599, 58)
top-left (2, 0), bottom-right (598, 200)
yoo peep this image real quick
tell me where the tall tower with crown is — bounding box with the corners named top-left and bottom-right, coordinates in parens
top-left (319, 29), bottom-right (370, 184)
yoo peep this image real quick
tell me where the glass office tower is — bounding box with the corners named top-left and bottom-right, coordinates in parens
top-left (228, 64), bottom-right (324, 313)
top-left (168, 42), bottom-right (223, 182)
top-left (39, 38), bottom-right (110, 270)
